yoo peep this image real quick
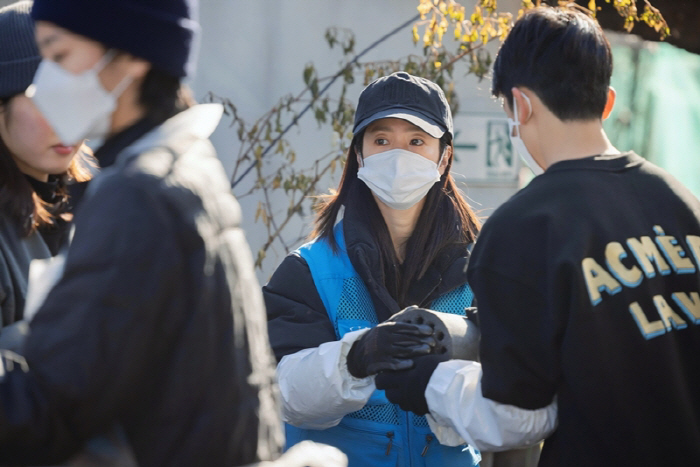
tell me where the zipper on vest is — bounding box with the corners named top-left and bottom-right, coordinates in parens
top-left (385, 431), bottom-right (394, 455)
top-left (421, 434), bottom-right (433, 457)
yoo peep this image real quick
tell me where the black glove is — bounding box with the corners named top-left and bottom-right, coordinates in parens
top-left (375, 353), bottom-right (448, 415)
top-left (346, 321), bottom-right (435, 378)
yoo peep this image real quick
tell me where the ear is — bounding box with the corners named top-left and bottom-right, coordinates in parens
top-left (602, 86), bottom-right (616, 121)
top-left (439, 146), bottom-right (451, 175)
top-left (511, 87), bottom-right (533, 124)
top-left (355, 147), bottom-right (363, 168)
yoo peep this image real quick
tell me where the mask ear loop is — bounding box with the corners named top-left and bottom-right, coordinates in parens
top-left (93, 49), bottom-right (118, 73)
top-left (94, 49), bottom-right (135, 98)
top-left (511, 93), bottom-right (532, 137)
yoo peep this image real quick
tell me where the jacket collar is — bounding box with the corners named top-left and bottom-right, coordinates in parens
top-left (116, 103), bottom-right (224, 168)
top-left (342, 189), bottom-right (470, 321)
top-left (94, 117), bottom-right (162, 169)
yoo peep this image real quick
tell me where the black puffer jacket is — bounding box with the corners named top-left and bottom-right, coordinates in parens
top-left (264, 193), bottom-right (471, 362)
top-left (0, 105), bottom-right (283, 466)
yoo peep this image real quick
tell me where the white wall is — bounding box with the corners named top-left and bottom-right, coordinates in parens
top-left (192, 0), bottom-right (524, 280)
top-left (1, 0), bottom-right (522, 280)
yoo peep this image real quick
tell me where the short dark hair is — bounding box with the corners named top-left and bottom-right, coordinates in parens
top-left (109, 49), bottom-right (196, 123)
top-left (138, 66), bottom-right (195, 123)
top-left (492, 6), bottom-right (613, 121)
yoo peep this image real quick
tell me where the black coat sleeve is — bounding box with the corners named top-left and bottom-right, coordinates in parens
top-left (0, 175), bottom-right (186, 464)
top-left (263, 253), bottom-right (336, 362)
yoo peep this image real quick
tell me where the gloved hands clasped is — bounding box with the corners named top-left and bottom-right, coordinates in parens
top-left (375, 306), bottom-right (481, 415)
top-left (346, 320), bottom-right (435, 378)
top-left (376, 354), bottom-right (447, 415)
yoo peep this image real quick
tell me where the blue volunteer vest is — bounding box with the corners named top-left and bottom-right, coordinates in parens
top-left (286, 222), bottom-right (480, 467)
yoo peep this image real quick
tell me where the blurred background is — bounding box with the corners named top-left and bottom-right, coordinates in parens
top-left (6, 0), bottom-right (698, 281)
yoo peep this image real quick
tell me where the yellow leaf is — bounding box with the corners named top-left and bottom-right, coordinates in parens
top-left (481, 26), bottom-right (489, 43)
top-left (588, 0), bottom-right (597, 16)
top-left (471, 6), bottom-right (483, 25)
top-left (417, 0), bottom-right (431, 20)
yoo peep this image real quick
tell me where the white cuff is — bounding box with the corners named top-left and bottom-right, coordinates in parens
top-left (278, 329), bottom-right (375, 429)
top-left (425, 360), bottom-right (558, 451)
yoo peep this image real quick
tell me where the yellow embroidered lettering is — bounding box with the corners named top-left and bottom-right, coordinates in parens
top-left (672, 292), bottom-right (700, 324)
top-left (653, 226), bottom-right (695, 274)
top-left (629, 302), bottom-right (666, 339)
top-left (653, 295), bottom-right (687, 330)
top-left (627, 236), bottom-right (671, 278)
top-left (605, 242), bottom-right (643, 287)
top-left (686, 235), bottom-right (700, 269)
top-left (582, 257), bottom-right (622, 306)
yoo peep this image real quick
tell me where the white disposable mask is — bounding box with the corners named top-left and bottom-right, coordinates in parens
top-left (357, 148), bottom-right (443, 210)
top-left (26, 50), bottom-right (133, 146)
top-left (507, 94), bottom-right (544, 176)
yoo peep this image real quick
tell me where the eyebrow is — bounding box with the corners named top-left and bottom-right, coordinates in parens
top-left (366, 124), bottom-right (393, 133)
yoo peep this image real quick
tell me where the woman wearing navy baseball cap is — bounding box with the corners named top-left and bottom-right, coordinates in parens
top-left (264, 72), bottom-right (482, 467)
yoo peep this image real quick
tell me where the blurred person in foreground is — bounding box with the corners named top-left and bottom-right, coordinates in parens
top-left (0, 0), bottom-right (283, 465)
top-left (0, 0), bottom-right (92, 337)
top-left (376, 7), bottom-right (700, 466)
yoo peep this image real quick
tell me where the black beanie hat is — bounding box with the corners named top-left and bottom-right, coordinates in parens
top-left (31, 0), bottom-right (199, 78)
top-left (0, 1), bottom-right (41, 99)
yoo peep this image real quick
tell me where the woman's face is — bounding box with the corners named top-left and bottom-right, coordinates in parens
top-left (34, 22), bottom-right (133, 93)
top-left (0, 95), bottom-right (79, 181)
top-left (360, 117), bottom-right (448, 173)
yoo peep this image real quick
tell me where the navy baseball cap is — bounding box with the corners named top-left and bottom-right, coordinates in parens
top-left (353, 72), bottom-right (453, 139)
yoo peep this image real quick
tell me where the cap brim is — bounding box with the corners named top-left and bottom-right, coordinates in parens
top-left (354, 109), bottom-right (445, 139)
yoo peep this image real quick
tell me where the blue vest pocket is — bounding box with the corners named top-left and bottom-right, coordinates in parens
top-left (286, 420), bottom-right (400, 467)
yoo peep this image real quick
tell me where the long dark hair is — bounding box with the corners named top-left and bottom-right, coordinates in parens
top-left (0, 96), bottom-right (94, 237)
top-left (312, 131), bottom-right (481, 304)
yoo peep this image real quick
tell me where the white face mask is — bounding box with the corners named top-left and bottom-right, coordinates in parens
top-left (357, 148), bottom-right (443, 210)
top-left (26, 50), bottom-right (133, 146)
top-left (507, 93), bottom-right (544, 176)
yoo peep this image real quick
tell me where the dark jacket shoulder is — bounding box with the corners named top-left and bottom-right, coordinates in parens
top-left (264, 252), bottom-right (336, 362)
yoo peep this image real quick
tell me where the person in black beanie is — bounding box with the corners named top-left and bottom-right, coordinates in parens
top-left (0, 0), bottom-right (93, 336)
top-left (0, 0), bottom-right (284, 466)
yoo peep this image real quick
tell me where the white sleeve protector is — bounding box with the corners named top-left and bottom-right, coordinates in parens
top-left (277, 329), bottom-right (375, 430)
top-left (425, 360), bottom-right (558, 451)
